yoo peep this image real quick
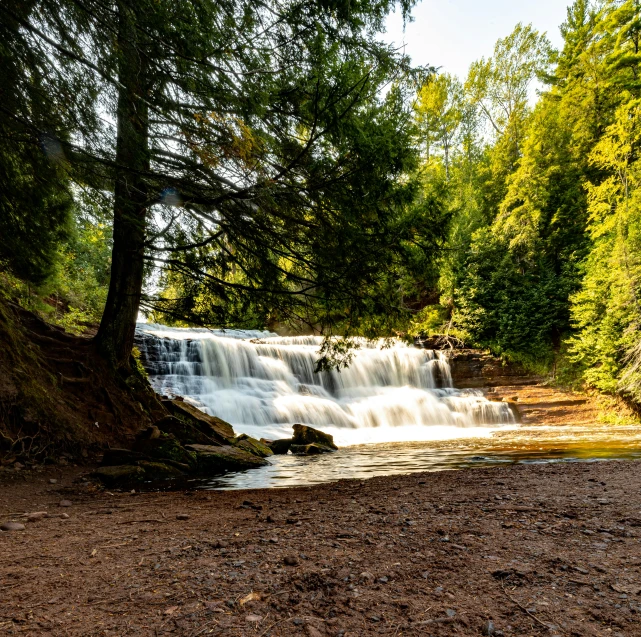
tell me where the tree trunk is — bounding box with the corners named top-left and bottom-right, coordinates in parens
top-left (95, 3), bottom-right (149, 368)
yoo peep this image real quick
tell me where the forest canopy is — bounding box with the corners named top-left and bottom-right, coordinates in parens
top-left (2, 0), bottom-right (641, 405)
top-left (1, 0), bottom-right (440, 368)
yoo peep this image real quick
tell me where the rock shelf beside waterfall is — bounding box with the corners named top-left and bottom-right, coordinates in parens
top-left (91, 400), bottom-right (339, 486)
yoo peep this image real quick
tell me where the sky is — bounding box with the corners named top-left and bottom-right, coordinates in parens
top-left (385, 0), bottom-right (570, 80)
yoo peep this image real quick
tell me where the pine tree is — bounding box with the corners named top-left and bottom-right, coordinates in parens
top-left (3, 0), bottom-right (438, 367)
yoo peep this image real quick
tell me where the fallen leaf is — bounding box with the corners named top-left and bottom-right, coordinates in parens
top-left (240, 591), bottom-right (262, 606)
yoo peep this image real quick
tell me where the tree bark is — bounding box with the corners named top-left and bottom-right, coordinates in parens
top-left (95, 2), bottom-right (149, 368)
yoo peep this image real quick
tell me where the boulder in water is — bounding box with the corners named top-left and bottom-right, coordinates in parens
top-left (92, 465), bottom-right (145, 485)
top-left (261, 438), bottom-right (292, 455)
top-left (290, 443), bottom-right (334, 456)
top-left (163, 399), bottom-right (235, 444)
top-left (292, 424), bottom-right (338, 451)
top-left (185, 444), bottom-right (269, 473)
top-left (233, 434), bottom-right (273, 458)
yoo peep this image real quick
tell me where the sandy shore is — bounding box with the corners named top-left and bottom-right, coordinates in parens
top-left (1, 460), bottom-right (640, 636)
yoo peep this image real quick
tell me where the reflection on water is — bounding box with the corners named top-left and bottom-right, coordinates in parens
top-left (187, 424), bottom-right (641, 490)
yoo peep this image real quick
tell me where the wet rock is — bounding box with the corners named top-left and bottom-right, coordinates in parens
top-left (1, 521), bottom-right (25, 531)
top-left (92, 464), bottom-right (145, 485)
top-left (136, 460), bottom-right (186, 480)
top-left (290, 443), bottom-right (334, 456)
top-left (163, 399), bottom-right (235, 444)
top-left (292, 424), bottom-right (338, 451)
top-left (447, 349), bottom-right (543, 389)
top-left (59, 500), bottom-right (72, 507)
top-left (233, 434), bottom-right (274, 458)
top-left (504, 400), bottom-right (521, 423)
top-left (101, 448), bottom-right (147, 467)
top-left (185, 444), bottom-right (269, 474)
top-left (261, 438), bottom-right (292, 455)
top-left (153, 415), bottom-right (218, 446)
top-left (134, 433), bottom-right (197, 469)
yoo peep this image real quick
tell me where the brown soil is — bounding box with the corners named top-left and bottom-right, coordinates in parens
top-left (1, 461), bottom-right (640, 636)
top-left (0, 300), bottom-right (163, 460)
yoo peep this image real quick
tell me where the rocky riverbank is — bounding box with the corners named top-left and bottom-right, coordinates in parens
top-left (92, 399), bottom-right (340, 488)
top-left (1, 460), bottom-right (640, 636)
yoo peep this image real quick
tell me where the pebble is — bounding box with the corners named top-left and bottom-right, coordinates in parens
top-left (245, 614), bottom-right (262, 623)
top-left (26, 512), bottom-right (48, 522)
top-left (482, 620), bottom-right (495, 635)
top-left (446, 609), bottom-right (456, 617)
top-left (49, 478), bottom-right (57, 484)
top-left (306, 626), bottom-right (323, 637)
top-left (59, 500), bottom-right (72, 507)
top-left (176, 514), bottom-right (190, 520)
top-left (1, 521), bottom-right (26, 532)
top-left (284, 555), bottom-right (299, 566)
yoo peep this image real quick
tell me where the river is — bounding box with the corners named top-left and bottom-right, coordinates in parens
top-left (135, 324), bottom-right (641, 489)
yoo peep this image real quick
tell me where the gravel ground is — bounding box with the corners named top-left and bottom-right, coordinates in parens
top-left (1, 460), bottom-right (641, 636)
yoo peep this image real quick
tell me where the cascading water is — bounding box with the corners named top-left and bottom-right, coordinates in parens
top-left (135, 324), bottom-right (515, 446)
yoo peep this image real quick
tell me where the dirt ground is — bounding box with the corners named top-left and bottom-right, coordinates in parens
top-left (1, 459), bottom-right (641, 637)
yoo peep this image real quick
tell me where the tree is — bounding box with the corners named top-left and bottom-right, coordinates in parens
top-left (466, 23), bottom-right (551, 162)
top-left (3, 0), bottom-right (437, 368)
top-left (0, 0), bottom-right (78, 284)
top-left (568, 98), bottom-right (641, 395)
top-left (415, 73), bottom-right (463, 178)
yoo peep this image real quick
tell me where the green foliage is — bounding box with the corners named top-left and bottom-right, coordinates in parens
top-left (417, 3), bottom-right (641, 403)
top-left (453, 228), bottom-right (572, 369)
top-left (0, 137), bottom-right (74, 285)
top-left (567, 98), bottom-right (641, 396)
top-left (407, 305), bottom-right (448, 337)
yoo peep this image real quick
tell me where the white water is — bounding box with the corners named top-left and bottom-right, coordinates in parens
top-left (136, 324), bottom-right (515, 445)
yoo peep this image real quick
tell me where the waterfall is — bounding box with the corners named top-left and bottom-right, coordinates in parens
top-left (135, 324), bottom-right (514, 445)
